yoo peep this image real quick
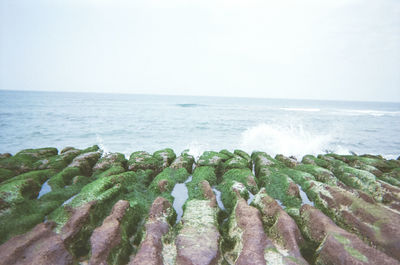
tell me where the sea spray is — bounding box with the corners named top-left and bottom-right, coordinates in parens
top-left (239, 123), bottom-right (348, 159)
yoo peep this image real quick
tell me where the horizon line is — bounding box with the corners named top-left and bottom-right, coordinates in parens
top-left (0, 88), bottom-right (399, 104)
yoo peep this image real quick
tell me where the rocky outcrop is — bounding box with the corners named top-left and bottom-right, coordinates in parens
top-left (175, 200), bottom-right (220, 265)
top-left (1, 147), bottom-right (400, 264)
top-left (130, 197), bottom-right (174, 265)
top-left (0, 222), bottom-right (73, 265)
top-left (89, 200), bottom-right (131, 265)
top-left (153, 148), bottom-right (177, 169)
top-left (170, 151), bottom-right (195, 174)
top-left (128, 151), bottom-right (163, 176)
top-left (252, 189), bottom-right (308, 264)
top-left (300, 204), bottom-right (399, 264)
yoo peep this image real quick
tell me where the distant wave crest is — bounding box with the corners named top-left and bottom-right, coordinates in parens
top-left (280, 107), bottom-right (320, 112)
top-left (176, 103), bottom-right (204, 108)
top-left (339, 109), bottom-right (400, 117)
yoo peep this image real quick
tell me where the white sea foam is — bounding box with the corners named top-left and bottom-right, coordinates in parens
top-left (239, 123), bottom-right (349, 159)
top-left (186, 141), bottom-right (210, 159)
top-left (96, 134), bottom-right (110, 155)
top-left (280, 107), bottom-right (320, 112)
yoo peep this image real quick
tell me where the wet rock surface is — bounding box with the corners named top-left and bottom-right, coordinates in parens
top-left (0, 222), bottom-right (73, 265)
top-left (0, 147), bottom-right (400, 264)
top-left (130, 197), bottom-right (174, 265)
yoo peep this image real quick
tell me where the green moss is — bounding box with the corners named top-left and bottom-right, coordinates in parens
top-left (16, 147), bottom-right (58, 159)
top-left (47, 170), bottom-right (155, 258)
top-left (128, 151), bottom-right (162, 175)
top-left (186, 166), bottom-right (217, 200)
top-left (149, 168), bottom-right (190, 195)
top-left (81, 145), bottom-right (100, 153)
top-left (0, 155), bottom-right (36, 173)
top-left (0, 179), bottom-right (88, 244)
top-left (332, 165), bottom-right (383, 201)
top-left (217, 168), bottom-right (258, 212)
top-left (378, 174), bottom-right (400, 187)
top-left (197, 151), bottom-right (229, 178)
top-left (348, 155), bottom-right (400, 173)
top-left (275, 154), bottom-right (298, 168)
top-left (153, 148), bottom-right (177, 167)
top-left (92, 165), bottom-right (126, 179)
top-left (385, 168), bottom-right (400, 181)
top-left (302, 155), bottom-right (331, 169)
top-left (234, 149), bottom-right (252, 168)
top-left (105, 205), bottom-right (135, 265)
top-left (332, 234), bottom-right (368, 262)
top-left (48, 167), bottom-right (81, 189)
top-left (170, 153), bottom-right (195, 173)
top-left (0, 169), bottom-right (56, 207)
top-left (0, 148), bottom-right (59, 174)
top-left (220, 149), bottom-right (235, 159)
top-left (92, 153), bottom-right (127, 176)
top-left (295, 164), bottom-right (338, 186)
top-left (257, 168), bottom-right (302, 209)
top-left (32, 148), bottom-right (82, 172)
top-left (0, 168), bottom-right (16, 183)
top-left (224, 156), bottom-right (250, 171)
top-left (251, 151), bottom-right (282, 178)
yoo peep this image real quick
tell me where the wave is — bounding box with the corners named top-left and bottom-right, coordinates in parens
top-left (280, 107), bottom-right (320, 112)
top-left (239, 123), bottom-right (348, 159)
top-left (96, 134), bottom-right (111, 155)
top-left (176, 103), bottom-right (204, 108)
top-left (338, 109), bottom-right (400, 117)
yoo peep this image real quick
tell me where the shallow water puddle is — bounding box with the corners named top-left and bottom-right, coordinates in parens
top-left (212, 187), bottom-right (226, 211)
top-left (37, 180), bottom-right (52, 199)
top-left (172, 175), bottom-right (193, 223)
top-left (62, 194), bottom-right (78, 206)
top-left (247, 191), bottom-right (255, 205)
top-left (297, 184), bottom-right (314, 206)
top-left (276, 199), bottom-right (286, 209)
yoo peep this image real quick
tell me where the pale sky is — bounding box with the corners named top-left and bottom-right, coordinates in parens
top-left (1, 0), bottom-right (399, 101)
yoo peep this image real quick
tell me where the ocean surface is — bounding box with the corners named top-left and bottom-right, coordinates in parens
top-left (0, 90), bottom-right (399, 159)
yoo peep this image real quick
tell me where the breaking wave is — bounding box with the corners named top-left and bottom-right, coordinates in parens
top-left (239, 123), bottom-right (349, 159)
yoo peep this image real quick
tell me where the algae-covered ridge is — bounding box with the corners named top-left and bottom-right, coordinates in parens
top-left (0, 147), bottom-right (400, 265)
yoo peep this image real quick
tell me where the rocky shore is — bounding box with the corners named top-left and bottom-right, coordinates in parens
top-left (0, 146), bottom-right (400, 265)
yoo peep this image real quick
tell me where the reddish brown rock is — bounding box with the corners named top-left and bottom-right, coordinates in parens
top-left (61, 201), bottom-right (97, 243)
top-left (252, 189), bottom-right (308, 264)
top-left (0, 222), bottom-right (73, 265)
top-left (287, 182), bottom-right (300, 198)
top-left (246, 175), bottom-right (258, 187)
top-left (130, 197), bottom-right (173, 265)
top-left (68, 151), bottom-right (101, 175)
top-left (175, 200), bottom-right (220, 265)
top-left (300, 204), bottom-right (399, 265)
top-left (235, 198), bottom-right (268, 265)
top-left (275, 154), bottom-right (299, 168)
top-left (158, 179), bottom-right (169, 192)
top-left (89, 200), bottom-right (130, 265)
top-left (0, 153), bottom-right (11, 159)
top-left (200, 180), bottom-right (217, 207)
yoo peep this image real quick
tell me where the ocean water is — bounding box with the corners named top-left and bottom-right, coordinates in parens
top-left (0, 90), bottom-right (399, 159)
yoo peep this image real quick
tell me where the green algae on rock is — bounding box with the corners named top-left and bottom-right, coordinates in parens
top-left (1, 146), bottom-right (400, 265)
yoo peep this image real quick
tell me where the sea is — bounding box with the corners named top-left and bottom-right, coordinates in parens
top-left (0, 90), bottom-right (399, 160)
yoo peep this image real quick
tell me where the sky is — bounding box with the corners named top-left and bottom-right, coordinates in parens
top-left (0, 0), bottom-right (399, 102)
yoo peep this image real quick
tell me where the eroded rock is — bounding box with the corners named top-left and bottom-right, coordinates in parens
top-left (130, 197), bottom-right (174, 265)
top-left (300, 204), bottom-right (399, 265)
top-left (89, 200), bottom-right (130, 265)
top-left (0, 222), bottom-right (73, 265)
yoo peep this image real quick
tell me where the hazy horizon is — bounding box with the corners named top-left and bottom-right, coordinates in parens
top-left (2, 88), bottom-right (400, 104)
top-left (1, 0), bottom-right (399, 102)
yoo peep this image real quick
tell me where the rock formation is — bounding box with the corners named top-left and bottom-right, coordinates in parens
top-left (0, 147), bottom-right (400, 264)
